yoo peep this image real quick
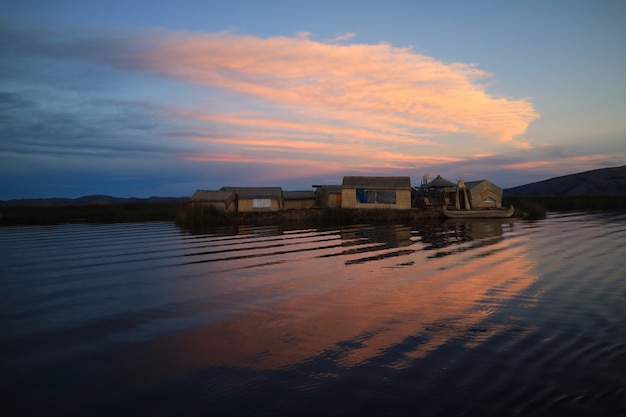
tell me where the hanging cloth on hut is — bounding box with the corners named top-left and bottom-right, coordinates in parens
top-left (356, 188), bottom-right (367, 203)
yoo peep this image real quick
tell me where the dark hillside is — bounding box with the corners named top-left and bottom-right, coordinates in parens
top-left (504, 165), bottom-right (626, 196)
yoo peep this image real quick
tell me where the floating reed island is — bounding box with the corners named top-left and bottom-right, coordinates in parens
top-left (177, 175), bottom-right (518, 226)
top-left (14, 174), bottom-right (620, 226)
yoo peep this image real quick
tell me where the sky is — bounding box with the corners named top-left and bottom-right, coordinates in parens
top-left (1, 0), bottom-right (625, 199)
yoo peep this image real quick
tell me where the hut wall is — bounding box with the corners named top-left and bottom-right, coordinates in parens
top-left (341, 188), bottom-right (411, 209)
top-left (317, 191), bottom-right (342, 208)
top-left (284, 199), bottom-right (316, 210)
top-left (327, 193), bottom-right (341, 208)
top-left (468, 181), bottom-right (503, 208)
top-left (193, 201), bottom-right (237, 213)
top-left (237, 198), bottom-right (281, 212)
top-left (190, 190), bottom-right (237, 213)
top-left (315, 187), bottom-right (342, 208)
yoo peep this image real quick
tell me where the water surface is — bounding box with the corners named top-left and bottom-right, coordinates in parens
top-left (1, 212), bottom-right (625, 416)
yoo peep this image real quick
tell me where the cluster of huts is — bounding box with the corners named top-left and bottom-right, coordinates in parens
top-left (190, 175), bottom-right (505, 214)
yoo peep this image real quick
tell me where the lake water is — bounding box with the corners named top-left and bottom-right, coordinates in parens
top-left (1, 211), bottom-right (625, 416)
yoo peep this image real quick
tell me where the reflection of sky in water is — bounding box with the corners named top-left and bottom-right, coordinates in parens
top-left (3, 213), bottom-right (625, 415)
top-left (124, 219), bottom-right (538, 379)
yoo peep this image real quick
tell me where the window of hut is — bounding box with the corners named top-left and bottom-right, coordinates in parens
top-left (253, 199), bottom-right (272, 208)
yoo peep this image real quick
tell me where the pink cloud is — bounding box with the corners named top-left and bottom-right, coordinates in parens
top-left (36, 26), bottom-right (540, 179)
top-left (177, 111), bottom-right (437, 146)
top-left (137, 30), bottom-right (538, 145)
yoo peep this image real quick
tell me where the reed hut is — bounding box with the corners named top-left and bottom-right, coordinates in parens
top-left (190, 190), bottom-right (237, 213)
top-left (341, 176), bottom-right (412, 209)
top-left (465, 180), bottom-right (504, 208)
top-left (221, 187), bottom-right (284, 212)
top-left (313, 185), bottom-right (342, 208)
top-left (283, 190), bottom-right (317, 209)
top-left (419, 175), bottom-right (456, 207)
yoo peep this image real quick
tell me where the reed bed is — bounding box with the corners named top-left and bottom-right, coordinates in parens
top-left (0, 203), bottom-right (182, 226)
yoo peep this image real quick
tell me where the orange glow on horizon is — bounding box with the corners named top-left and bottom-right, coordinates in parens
top-left (503, 161), bottom-right (554, 170)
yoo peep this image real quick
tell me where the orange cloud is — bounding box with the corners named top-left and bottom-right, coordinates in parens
top-left (182, 144), bottom-right (468, 182)
top-left (140, 31), bottom-right (538, 146)
top-left (176, 110), bottom-right (437, 147)
top-left (503, 161), bottom-right (555, 170)
top-left (512, 140), bottom-right (534, 150)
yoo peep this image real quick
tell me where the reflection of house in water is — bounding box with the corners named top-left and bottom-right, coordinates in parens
top-left (340, 225), bottom-right (414, 248)
top-left (419, 219), bottom-right (513, 254)
top-left (315, 225), bottom-right (415, 265)
top-left (151, 220), bottom-right (536, 373)
top-left (338, 225), bottom-right (415, 264)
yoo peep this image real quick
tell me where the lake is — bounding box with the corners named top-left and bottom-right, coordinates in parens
top-left (1, 211), bottom-right (625, 416)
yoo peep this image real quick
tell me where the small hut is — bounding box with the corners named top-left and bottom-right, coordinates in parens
top-left (190, 190), bottom-right (237, 213)
top-left (340, 176), bottom-right (412, 209)
top-left (221, 187), bottom-right (284, 212)
top-left (465, 180), bottom-right (504, 208)
top-left (313, 185), bottom-right (342, 208)
top-left (419, 175), bottom-right (456, 207)
top-left (283, 190), bottom-right (317, 209)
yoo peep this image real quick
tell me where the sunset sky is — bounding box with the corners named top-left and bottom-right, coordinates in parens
top-left (1, 1), bottom-right (625, 199)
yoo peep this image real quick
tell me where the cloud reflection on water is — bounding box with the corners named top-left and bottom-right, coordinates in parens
top-left (144, 220), bottom-right (538, 377)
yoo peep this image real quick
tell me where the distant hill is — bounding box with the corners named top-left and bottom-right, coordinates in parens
top-left (504, 165), bottom-right (626, 196)
top-left (0, 195), bottom-right (189, 207)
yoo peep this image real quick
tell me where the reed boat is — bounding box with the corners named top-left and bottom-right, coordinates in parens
top-left (442, 205), bottom-right (514, 219)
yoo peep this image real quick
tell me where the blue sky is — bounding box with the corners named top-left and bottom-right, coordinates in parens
top-left (1, 0), bottom-right (625, 199)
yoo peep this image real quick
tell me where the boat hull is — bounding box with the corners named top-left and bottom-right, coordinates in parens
top-left (442, 205), bottom-right (514, 219)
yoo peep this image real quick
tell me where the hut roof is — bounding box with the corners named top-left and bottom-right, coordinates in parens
top-left (191, 190), bottom-right (236, 203)
top-left (342, 176), bottom-right (411, 190)
top-left (465, 180), bottom-right (502, 191)
top-left (283, 190), bottom-right (316, 200)
top-left (314, 185), bottom-right (342, 193)
top-left (221, 187), bottom-right (283, 199)
top-left (465, 180), bottom-right (502, 193)
top-left (422, 175), bottom-right (455, 188)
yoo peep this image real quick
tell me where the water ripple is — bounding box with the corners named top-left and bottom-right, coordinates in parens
top-left (1, 212), bottom-right (625, 416)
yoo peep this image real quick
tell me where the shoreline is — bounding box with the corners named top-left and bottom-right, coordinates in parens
top-left (2, 195), bottom-right (624, 226)
top-left (175, 206), bottom-right (442, 228)
top-left (0, 204), bottom-right (442, 227)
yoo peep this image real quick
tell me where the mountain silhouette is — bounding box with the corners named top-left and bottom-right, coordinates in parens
top-left (504, 165), bottom-right (626, 196)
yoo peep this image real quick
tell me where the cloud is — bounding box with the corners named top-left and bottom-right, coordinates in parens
top-left (130, 30), bottom-right (538, 143)
top-left (0, 90), bottom-right (172, 159)
top-left (8, 25), bottom-right (535, 145)
top-left (325, 32), bottom-right (357, 43)
top-left (1, 24), bottom-right (546, 194)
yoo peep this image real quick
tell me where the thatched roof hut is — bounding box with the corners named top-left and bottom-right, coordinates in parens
top-left (313, 185), bottom-right (342, 208)
top-left (190, 190), bottom-right (237, 212)
top-left (465, 180), bottom-right (504, 208)
top-left (421, 175), bottom-right (455, 189)
top-left (418, 175), bottom-right (456, 207)
top-left (221, 187), bottom-right (284, 212)
top-left (283, 190), bottom-right (316, 210)
top-left (341, 176), bottom-right (412, 209)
